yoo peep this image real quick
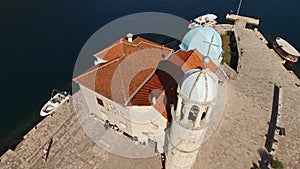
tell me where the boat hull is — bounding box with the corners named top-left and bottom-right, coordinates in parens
top-left (273, 41), bottom-right (298, 64)
top-left (40, 92), bottom-right (71, 116)
top-left (188, 14), bottom-right (217, 29)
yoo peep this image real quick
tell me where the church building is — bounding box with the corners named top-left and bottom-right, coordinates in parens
top-left (73, 26), bottom-right (227, 169)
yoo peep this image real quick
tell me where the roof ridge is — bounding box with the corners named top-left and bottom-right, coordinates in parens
top-left (73, 57), bottom-right (125, 82)
top-left (93, 38), bottom-right (124, 58)
top-left (73, 65), bottom-right (99, 82)
top-left (125, 68), bottom-right (157, 105)
top-left (122, 37), bottom-right (172, 51)
top-left (94, 37), bottom-right (172, 62)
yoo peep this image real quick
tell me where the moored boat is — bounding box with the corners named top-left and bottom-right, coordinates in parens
top-left (273, 37), bottom-right (299, 64)
top-left (188, 14), bottom-right (217, 29)
top-left (40, 90), bottom-right (71, 116)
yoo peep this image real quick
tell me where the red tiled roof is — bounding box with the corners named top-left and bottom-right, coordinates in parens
top-left (94, 42), bottom-right (125, 62)
top-left (129, 70), bottom-right (166, 106)
top-left (75, 35), bottom-right (219, 121)
top-left (94, 37), bottom-right (172, 62)
top-left (74, 36), bottom-right (173, 105)
top-left (169, 50), bottom-right (218, 73)
top-left (128, 49), bottom-right (218, 120)
top-left (129, 69), bottom-right (178, 121)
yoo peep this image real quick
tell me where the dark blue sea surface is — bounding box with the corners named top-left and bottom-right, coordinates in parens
top-left (0, 0), bottom-right (299, 155)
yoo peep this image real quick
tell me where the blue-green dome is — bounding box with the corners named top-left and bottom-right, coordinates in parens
top-left (179, 26), bottom-right (223, 66)
top-left (179, 68), bottom-right (218, 103)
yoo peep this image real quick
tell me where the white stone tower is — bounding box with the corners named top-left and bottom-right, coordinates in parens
top-left (166, 61), bottom-right (219, 169)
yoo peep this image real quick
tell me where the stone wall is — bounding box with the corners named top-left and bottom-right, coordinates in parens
top-left (221, 63), bottom-right (237, 79)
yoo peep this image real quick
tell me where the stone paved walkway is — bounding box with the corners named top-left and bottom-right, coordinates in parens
top-left (0, 94), bottom-right (161, 169)
top-left (193, 23), bottom-right (300, 169)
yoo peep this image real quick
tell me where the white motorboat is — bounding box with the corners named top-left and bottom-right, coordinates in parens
top-left (273, 37), bottom-right (299, 64)
top-left (188, 14), bottom-right (217, 29)
top-left (40, 90), bottom-right (71, 116)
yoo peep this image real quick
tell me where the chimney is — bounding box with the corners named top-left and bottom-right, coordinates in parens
top-left (127, 33), bottom-right (133, 42)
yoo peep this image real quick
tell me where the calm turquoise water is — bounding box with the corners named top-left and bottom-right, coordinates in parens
top-left (0, 0), bottom-right (299, 155)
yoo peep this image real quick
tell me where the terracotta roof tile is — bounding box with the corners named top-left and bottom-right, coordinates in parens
top-left (75, 36), bottom-right (218, 121)
top-left (170, 50), bottom-right (218, 73)
top-left (129, 49), bottom-right (218, 120)
top-left (93, 37), bottom-right (172, 62)
top-left (129, 69), bottom-right (178, 121)
top-left (95, 42), bottom-right (125, 62)
top-left (74, 36), bottom-right (173, 105)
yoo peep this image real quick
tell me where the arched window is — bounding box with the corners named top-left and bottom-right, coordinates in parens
top-left (188, 105), bottom-right (200, 121)
top-left (201, 107), bottom-right (209, 120)
top-left (201, 112), bottom-right (206, 120)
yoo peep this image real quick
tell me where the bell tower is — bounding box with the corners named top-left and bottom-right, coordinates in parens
top-left (166, 61), bottom-right (218, 169)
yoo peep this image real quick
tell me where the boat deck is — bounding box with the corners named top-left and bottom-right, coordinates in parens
top-left (276, 37), bottom-right (300, 57)
top-left (273, 42), bottom-right (298, 62)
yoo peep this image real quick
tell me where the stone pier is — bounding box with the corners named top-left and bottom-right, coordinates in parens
top-left (194, 20), bottom-right (300, 169)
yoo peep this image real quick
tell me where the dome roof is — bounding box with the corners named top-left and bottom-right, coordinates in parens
top-left (179, 26), bottom-right (222, 62)
top-left (179, 68), bottom-right (218, 103)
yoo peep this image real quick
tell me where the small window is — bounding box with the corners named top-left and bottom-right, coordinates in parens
top-left (96, 98), bottom-right (104, 106)
top-left (201, 112), bottom-right (206, 120)
top-left (201, 107), bottom-right (209, 120)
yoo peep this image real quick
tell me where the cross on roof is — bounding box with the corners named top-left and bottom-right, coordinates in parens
top-left (203, 33), bottom-right (219, 57)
